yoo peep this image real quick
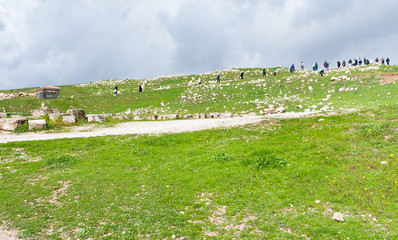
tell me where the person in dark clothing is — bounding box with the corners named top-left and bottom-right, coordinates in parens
top-left (348, 59), bottom-right (352, 66)
top-left (386, 58), bottom-right (390, 65)
top-left (217, 74), bottom-right (221, 83)
top-left (381, 58), bottom-right (385, 64)
top-left (273, 68), bottom-right (276, 76)
top-left (337, 61), bottom-right (341, 68)
top-left (301, 62), bottom-right (304, 71)
top-left (323, 61), bottom-right (328, 69)
top-left (342, 60), bottom-right (346, 67)
top-left (139, 85), bottom-right (143, 92)
top-left (240, 71), bottom-right (244, 79)
top-left (353, 59), bottom-right (358, 66)
top-left (375, 58), bottom-right (379, 64)
top-left (262, 68), bottom-right (266, 77)
top-left (313, 62), bottom-right (318, 71)
top-left (113, 86), bottom-right (118, 96)
top-left (290, 64), bottom-right (295, 73)
top-left (320, 70), bottom-right (325, 77)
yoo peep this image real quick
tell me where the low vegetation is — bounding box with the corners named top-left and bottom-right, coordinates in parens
top-left (0, 64), bottom-right (397, 239)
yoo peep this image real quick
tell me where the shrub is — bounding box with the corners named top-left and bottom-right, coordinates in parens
top-left (14, 122), bottom-right (29, 133)
top-left (249, 150), bottom-right (287, 169)
top-left (45, 155), bottom-right (78, 168)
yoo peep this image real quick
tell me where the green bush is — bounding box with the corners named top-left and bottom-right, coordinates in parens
top-left (13, 122), bottom-right (29, 133)
top-left (45, 155), bottom-right (78, 168)
top-left (249, 150), bottom-right (287, 169)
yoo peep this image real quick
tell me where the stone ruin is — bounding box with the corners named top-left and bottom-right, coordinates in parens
top-left (0, 105), bottom-right (244, 132)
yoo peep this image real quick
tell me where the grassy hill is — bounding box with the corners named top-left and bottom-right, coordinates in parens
top-left (1, 64), bottom-right (397, 116)
top-left (0, 64), bottom-right (397, 239)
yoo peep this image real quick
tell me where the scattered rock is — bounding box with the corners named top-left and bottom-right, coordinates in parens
top-left (380, 161), bottom-right (388, 165)
top-left (66, 109), bottom-right (86, 120)
top-left (62, 116), bottom-right (76, 124)
top-left (28, 119), bottom-right (47, 131)
top-left (0, 113), bottom-right (8, 118)
top-left (133, 116), bottom-right (144, 121)
top-left (87, 114), bottom-right (106, 123)
top-left (0, 118), bottom-right (27, 131)
top-left (332, 212), bottom-right (345, 222)
top-left (275, 107), bottom-right (285, 113)
top-left (49, 112), bottom-right (65, 121)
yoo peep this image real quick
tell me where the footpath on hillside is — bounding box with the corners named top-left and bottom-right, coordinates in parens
top-left (0, 111), bottom-right (325, 143)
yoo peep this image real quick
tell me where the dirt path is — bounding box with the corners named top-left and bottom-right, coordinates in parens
top-left (0, 112), bottom-right (320, 144)
top-left (0, 116), bottom-right (264, 143)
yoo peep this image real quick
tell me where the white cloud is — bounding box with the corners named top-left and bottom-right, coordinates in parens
top-left (0, 0), bottom-right (397, 90)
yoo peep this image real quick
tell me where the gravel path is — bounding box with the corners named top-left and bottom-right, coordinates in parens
top-left (0, 112), bottom-right (329, 144)
top-left (0, 116), bottom-right (266, 143)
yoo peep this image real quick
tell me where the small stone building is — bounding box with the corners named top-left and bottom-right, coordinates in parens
top-left (36, 85), bottom-right (61, 99)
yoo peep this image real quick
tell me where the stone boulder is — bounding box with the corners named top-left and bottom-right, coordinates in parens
top-left (275, 107), bottom-right (286, 114)
top-left (182, 114), bottom-right (193, 119)
top-left (66, 109), bottom-right (86, 120)
top-left (200, 113), bottom-right (207, 119)
top-left (221, 112), bottom-right (233, 118)
top-left (133, 116), bottom-right (143, 121)
top-left (332, 212), bottom-right (345, 222)
top-left (63, 115), bottom-right (76, 124)
top-left (28, 119), bottom-right (47, 131)
top-left (209, 112), bottom-right (221, 118)
top-left (193, 113), bottom-right (200, 119)
top-left (32, 107), bottom-right (53, 118)
top-left (148, 115), bottom-right (158, 120)
top-left (87, 114), bottom-right (106, 123)
top-left (0, 118), bottom-right (27, 131)
top-left (0, 112), bottom-right (8, 118)
top-left (49, 112), bottom-right (65, 121)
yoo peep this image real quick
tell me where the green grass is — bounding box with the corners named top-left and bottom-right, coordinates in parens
top-left (1, 104), bottom-right (397, 239)
top-left (0, 64), bottom-right (397, 238)
top-left (1, 65), bottom-right (396, 117)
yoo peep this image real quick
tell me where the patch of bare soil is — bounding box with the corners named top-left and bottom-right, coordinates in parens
top-left (0, 222), bottom-right (17, 240)
top-left (377, 73), bottom-right (398, 85)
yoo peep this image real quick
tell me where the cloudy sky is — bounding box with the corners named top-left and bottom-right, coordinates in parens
top-left (0, 0), bottom-right (397, 90)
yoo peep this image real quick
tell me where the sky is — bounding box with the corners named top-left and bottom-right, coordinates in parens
top-left (0, 0), bottom-right (397, 90)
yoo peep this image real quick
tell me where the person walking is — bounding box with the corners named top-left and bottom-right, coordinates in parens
top-left (301, 62), bottom-right (304, 71)
top-left (240, 71), bottom-right (244, 79)
top-left (342, 60), bottom-right (346, 67)
top-left (262, 68), bottom-right (266, 77)
top-left (113, 86), bottom-right (118, 96)
top-left (139, 85), bottom-right (143, 92)
top-left (337, 61), bottom-right (341, 68)
top-left (217, 74), bottom-right (221, 83)
top-left (381, 58), bottom-right (385, 64)
top-left (386, 57), bottom-right (390, 65)
top-left (290, 64), bottom-right (295, 73)
top-left (273, 68), bottom-right (276, 76)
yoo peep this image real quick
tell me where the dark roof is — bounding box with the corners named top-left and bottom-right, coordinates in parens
top-left (35, 85), bottom-right (61, 92)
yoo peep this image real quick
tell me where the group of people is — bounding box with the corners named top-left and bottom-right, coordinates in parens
top-left (205, 55), bottom-right (392, 85)
top-left (113, 85), bottom-right (143, 95)
top-left (308, 57), bottom-right (391, 72)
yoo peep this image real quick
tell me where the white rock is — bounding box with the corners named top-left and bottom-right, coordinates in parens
top-left (63, 116), bottom-right (76, 124)
top-left (309, 86), bottom-right (313, 91)
top-left (380, 161), bottom-right (388, 165)
top-left (28, 119), bottom-right (47, 131)
top-left (332, 212), bottom-right (345, 222)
